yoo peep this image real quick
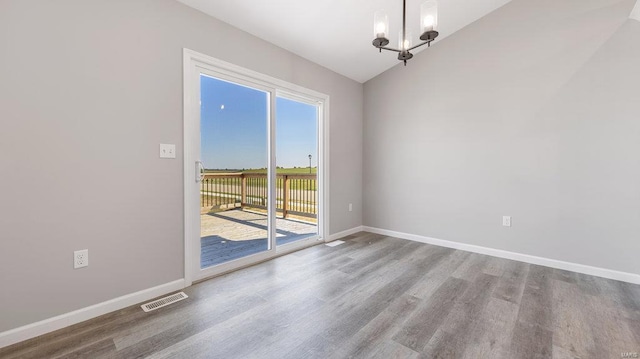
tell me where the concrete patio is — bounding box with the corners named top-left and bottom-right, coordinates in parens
top-left (200, 209), bottom-right (317, 268)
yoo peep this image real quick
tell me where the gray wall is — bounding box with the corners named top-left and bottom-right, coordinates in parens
top-left (364, 0), bottom-right (640, 275)
top-left (0, 0), bottom-right (363, 332)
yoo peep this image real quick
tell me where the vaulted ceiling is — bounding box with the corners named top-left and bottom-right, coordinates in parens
top-left (631, 0), bottom-right (640, 21)
top-left (177, 0), bottom-right (640, 83)
top-left (177, 0), bottom-right (515, 83)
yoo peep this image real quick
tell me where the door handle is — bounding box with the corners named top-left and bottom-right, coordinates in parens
top-left (196, 161), bottom-right (205, 183)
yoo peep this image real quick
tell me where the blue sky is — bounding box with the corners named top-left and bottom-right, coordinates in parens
top-left (201, 75), bottom-right (317, 170)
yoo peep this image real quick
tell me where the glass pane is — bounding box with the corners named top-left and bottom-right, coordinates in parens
top-left (200, 74), bottom-right (269, 269)
top-left (275, 96), bottom-right (319, 245)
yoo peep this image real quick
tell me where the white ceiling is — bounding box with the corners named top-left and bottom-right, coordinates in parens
top-left (177, 0), bottom-right (513, 83)
top-left (631, 0), bottom-right (640, 21)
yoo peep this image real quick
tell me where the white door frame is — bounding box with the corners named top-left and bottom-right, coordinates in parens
top-left (183, 49), bottom-right (330, 286)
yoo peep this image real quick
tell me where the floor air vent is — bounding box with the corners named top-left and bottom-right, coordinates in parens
top-left (325, 240), bottom-right (345, 247)
top-left (141, 292), bottom-right (188, 312)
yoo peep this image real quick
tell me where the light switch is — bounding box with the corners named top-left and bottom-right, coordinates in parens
top-left (160, 144), bottom-right (176, 159)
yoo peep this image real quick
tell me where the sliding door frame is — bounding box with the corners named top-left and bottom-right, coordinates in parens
top-left (183, 49), bottom-right (330, 286)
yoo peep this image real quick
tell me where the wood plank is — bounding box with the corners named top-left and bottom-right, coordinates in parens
top-left (461, 297), bottom-right (520, 359)
top-left (483, 256), bottom-right (511, 277)
top-left (54, 338), bottom-right (117, 359)
top-left (421, 273), bottom-right (499, 358)
top-left (337, 237), bottom-right (408, 273)
top-left (391, 276), bottom-right (469, 352)
top-left (451, 252), bottom-right (490, 281)
top-left (509, 320), bottom-right (553, 359)
top-left (550, 279), bottom-right (600, 358)
top-left (408, 249), bottom-right (471, 300)
top-left (493, 260), bottom-right (529, 304)
top-left (328, 294), bottom-right (421, 359)
top-left (516, 264), bottom-right (554, 330)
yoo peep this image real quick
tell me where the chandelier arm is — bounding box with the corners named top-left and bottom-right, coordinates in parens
top-left (377, 46), bottom-right (402, 53)
top-left (407, 40), bottom-right (432, 52)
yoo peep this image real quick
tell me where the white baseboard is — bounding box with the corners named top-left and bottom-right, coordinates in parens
top-left (328, 226), bottom-right (364, 242)
top-left (0, 279), bottom-right (185, 349)
top-left (363, 226), bottom-right (640, 285)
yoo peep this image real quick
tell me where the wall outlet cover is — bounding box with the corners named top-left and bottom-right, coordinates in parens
top-left (74, 249), bottom-right (89, 269)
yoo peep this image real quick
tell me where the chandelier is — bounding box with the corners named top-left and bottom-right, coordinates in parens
top-left (372, 0), bottom-right (439, 65)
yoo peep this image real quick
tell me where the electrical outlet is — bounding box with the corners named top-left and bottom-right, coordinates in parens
top-left (74, 249), bottom-right (89, 269)
top-left (502, 216), bottom-right (512, 227)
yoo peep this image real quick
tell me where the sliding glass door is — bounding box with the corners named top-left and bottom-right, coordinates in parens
top-left (184, 49), bottom-right (327, 282)
top-left (275, 96), bottom-right (319, 244)
top-left (199, 75), bottom-right (271, 269)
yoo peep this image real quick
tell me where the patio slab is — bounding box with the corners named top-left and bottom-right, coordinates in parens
top-left (200, 209), bottom-right (317, 268)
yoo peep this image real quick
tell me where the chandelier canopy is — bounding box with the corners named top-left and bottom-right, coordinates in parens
top-left (372, 0), bottom-right (439, 65)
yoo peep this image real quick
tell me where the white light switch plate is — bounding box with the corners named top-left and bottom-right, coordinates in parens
top-left (160, 144), bottom-right (176, 159)
top-left (503, 216), bottom-right (512, 227)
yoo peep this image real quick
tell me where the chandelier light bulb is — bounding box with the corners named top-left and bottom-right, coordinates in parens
top-left (373, 10), bottom-right (389, 40)
top-left (376, 22), bottom-right (386, 37)
top-left (423, 15), bottom-right (435, 31)
top-left (420, 1), bottom-right (438, 33)
top-left (399, 31), bottom-right (413, 50)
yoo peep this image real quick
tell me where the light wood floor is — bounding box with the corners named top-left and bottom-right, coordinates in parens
top-left (2, 232), bottom-right (639, 358)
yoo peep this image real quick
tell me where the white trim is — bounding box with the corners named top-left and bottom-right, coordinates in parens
top-left (275, 236), bottom-right (320, 256)
top-left (268, 85), bottom-right (276, 253)
top-left (0, 279), bottom-right (185, 349)
top-left (363, 226), bottom-right (640, 285)
top-left (183, 49), bottom-right (328, 100)
top-left (183, 50), bottom-right (196, 287)
top-left (321, 97), bottom-right (330, 243)
top-left (328, 226), bottom-right (364, 242)
top-left (196, 248), bottom-right (275, 282)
